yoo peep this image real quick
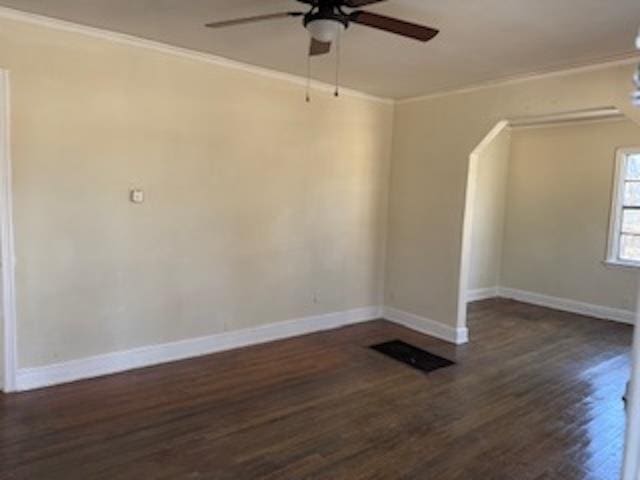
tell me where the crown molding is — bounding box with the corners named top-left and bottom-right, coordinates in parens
top-left (0, 6), bottom-right (393, 105)
top-left (509, 115), bottom-right (628, 131)
top-left (507, 106), bottom-right (625, 129)
top-left (398, 53), bottom-right (640, 105)
top-left (0, 6), bottom-right (636, 108)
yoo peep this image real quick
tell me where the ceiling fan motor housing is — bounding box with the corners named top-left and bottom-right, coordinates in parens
top-left (206, 0), bottom-right (440, 56)
top-left (304, 9), bottom-right (349, 43)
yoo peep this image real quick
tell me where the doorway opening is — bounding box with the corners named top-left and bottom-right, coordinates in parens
top-left (458, 107), bottom-right (639, 332)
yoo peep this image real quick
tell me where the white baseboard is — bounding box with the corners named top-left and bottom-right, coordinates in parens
top-left (466, 287), bottom-right (500, 303)
top-left (15, 303), bottom-right (474, 392)
top-left (382, 306), bottom-right (469, 345)
top-left (15, 306), bottom-right (382, 392)
top-left (16, 288), bottom-right (631, 391)
top-left (498, 287), bottom-right (635, 325)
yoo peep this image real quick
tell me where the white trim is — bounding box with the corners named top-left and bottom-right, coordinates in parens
top-left (0, 6), bottom-right (391, 105)
top-left (498, 287), bottom-right (635, 325)
top-left (507, 107), bottom-right (624, 128)
top-left (14, 303), bottom-right (478, 391)
top-left (467, 284), bottom-right (638, 322)
top-left (0, 70), bottom-right (16, 393)
top-left (510, 116), bottom-right (629, 131)
top-left (604, 259), bottom-right (640, 270)
top-left (10, 290), bottom-right (633, 391)
top-left (622, 304), bottom-right (640, 480)
top-left (383, 306), bottom-right (469, 345)
top-left (15, 306), bottom-right (382, 391)
top-left (466, 287), bottom-right (499, 303)
top-left (607, 147), bottom-right (640, 266)
top-left (397, 54), bottom-right (640, 104)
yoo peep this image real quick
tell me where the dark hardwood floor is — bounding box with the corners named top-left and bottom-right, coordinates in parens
top-left (0, 299), bottom-right (633, 479)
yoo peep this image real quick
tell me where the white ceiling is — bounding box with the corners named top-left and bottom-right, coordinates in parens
top-left (0, 0), bottom-right (639, 99)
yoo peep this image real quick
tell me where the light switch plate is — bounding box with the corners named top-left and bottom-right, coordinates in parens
top-left (130, 189), bottom-right (145, 204)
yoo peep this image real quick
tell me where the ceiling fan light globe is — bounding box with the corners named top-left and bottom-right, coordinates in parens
top-left (306, 19), bottom-right (344, 43)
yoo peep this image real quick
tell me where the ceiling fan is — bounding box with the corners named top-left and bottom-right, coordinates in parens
top-left (205, 0), bottom-right (440, 57)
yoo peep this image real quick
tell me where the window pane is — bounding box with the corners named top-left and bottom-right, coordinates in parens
top-left (626, 155), bottom-right (640, 180)
top-left (622, 209), bottom-right (640, 234)
top-left (624, 182), bottom-right (640, 206)
top-left (620, 234), bottom-right (640, 262)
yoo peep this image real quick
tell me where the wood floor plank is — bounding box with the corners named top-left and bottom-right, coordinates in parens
top-left (0, 299), bottom-right (632, 479)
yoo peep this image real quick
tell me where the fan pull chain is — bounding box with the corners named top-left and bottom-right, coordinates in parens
top-left (334, 28), bottom-right (342, 97)
top-left (306, 53), bottom-right (312, 103)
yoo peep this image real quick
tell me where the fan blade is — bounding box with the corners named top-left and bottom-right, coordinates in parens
top-left (349, 11), bottom-right (439, 42)
top-left (343, 0), bottom-right (387, 7)
top-left (310, 38), bottom-right (332, 56)
top-left (206, 12), bottom-right (303, 29)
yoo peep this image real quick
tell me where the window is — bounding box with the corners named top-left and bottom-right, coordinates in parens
top-left (607, 147), bottom-right (640, 266)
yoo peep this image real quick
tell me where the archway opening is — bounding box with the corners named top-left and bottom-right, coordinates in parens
top-left (459, 107), bottom-right (640, 334)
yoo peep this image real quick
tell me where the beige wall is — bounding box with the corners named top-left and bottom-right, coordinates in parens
top-left (386, 63), bottom-right (640, 330)
top-left (467, 128), bottom-right (511, 291)
top-left (0, 18), bottom-right (394, 368)
top-left (2, 14), bottom-right (639, 371)
top-left (502, 120), bottom-right (640, 311)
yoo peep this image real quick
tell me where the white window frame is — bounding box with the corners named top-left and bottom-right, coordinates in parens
top-left (607, 146), bottom-right (640, 268)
